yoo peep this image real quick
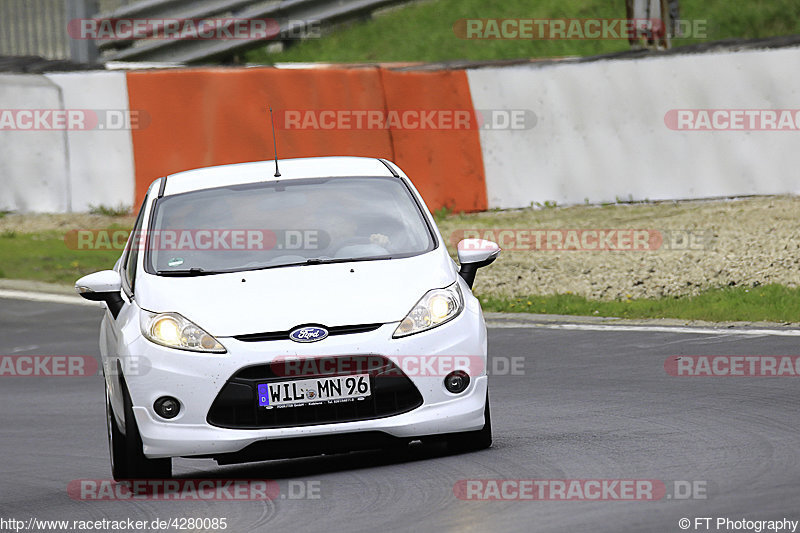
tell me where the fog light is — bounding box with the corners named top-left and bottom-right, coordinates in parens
top-left (154, 396), bottom-right (181, 419)
top-left (444, 370), bottom-right (470, 394)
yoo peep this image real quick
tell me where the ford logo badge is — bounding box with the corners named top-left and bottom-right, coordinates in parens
top-left (289, 326), bottom-right (329, 343)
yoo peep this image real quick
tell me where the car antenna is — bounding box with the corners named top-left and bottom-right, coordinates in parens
top-left (268, 106), bottom-right (281, 177)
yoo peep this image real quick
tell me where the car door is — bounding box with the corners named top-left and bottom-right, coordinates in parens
top-left (102, 191), bottom-right (151, 421)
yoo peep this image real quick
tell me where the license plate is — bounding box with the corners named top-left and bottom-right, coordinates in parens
top-left (258, 374), bottom-right (371, 408)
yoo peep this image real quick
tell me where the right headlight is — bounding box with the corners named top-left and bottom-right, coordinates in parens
top-left (140, 310), bottom-right (226, 353)
top-left (393, 282), bottom-right (464, 338)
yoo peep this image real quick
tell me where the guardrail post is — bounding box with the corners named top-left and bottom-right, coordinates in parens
top-left (65, 0), bottom-right (99, 63)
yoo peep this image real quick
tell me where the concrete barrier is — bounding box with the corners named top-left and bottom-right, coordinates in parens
top-left (45, 72), bottom-right (136, 213)
top-left (0, 74), bottom-right (70, 212)
top-left (467, 46), bottom-right (800, 208)
top-left (4, 45), bottom-right (800, 213)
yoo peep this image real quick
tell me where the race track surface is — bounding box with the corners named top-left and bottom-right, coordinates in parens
top-left (1, 298), bottom-right (798, 532)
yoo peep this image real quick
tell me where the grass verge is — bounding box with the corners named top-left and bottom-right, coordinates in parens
top-left (0, 229), bottom-right (123, 284)
top-left (246, 0), bottom-right (800, 64)
top-left (478, 284), bottom-right (800, 323)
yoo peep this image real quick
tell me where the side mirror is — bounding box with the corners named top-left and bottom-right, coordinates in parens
top-left (75, 270), bottom-right (125, 318)
top-left (457, 239), bottom-right (500, 288)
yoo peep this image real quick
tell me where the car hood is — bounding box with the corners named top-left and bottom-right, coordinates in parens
top-left (135, 250), bottom-right (458, 337)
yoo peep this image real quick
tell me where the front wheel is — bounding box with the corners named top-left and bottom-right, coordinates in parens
top-left (106, 382), bottom-right (171, 480)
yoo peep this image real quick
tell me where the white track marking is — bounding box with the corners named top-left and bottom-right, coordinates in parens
top-left (487, 321), bottom-right (800, 337)
top-left (0, 290), bottom-right (101, 307)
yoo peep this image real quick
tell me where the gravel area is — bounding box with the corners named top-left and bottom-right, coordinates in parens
top-left (437, 195), bottom-right (800, 300)
top-left (0, 213), bottom-right (135, 233)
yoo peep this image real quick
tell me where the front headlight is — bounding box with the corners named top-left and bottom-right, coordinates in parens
top-left (140, 310), bottom-right (226, 353)
top-left (393, 282), bottom-right (464, 338)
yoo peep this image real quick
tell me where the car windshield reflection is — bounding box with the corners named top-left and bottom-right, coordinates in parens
top-left (146, 176), bottom-right (434, 275)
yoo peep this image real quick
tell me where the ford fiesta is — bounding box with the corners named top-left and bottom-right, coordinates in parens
top-left (76, 156), bottom-right (500, 480)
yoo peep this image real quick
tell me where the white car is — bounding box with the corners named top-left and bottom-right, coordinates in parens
top-left (76, 156), bottom-right (500, 480)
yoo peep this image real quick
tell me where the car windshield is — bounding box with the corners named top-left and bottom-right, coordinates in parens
top-left (146, 176), bottom-right (435, 275)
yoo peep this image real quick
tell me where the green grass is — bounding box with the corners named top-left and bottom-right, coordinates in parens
top-left (246, 0), bottom-right (800, 64)
top-left (0, 229), bottom-right (123, 284)
top-left (88, 204), bottom-right (131, 217)
top-left (478, 284), bottom-right (800, 323)
top-left (433, 206), bottom-right (454, 224)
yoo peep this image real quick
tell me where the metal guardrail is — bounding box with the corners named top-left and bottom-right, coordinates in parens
top-left (94, 0), bottom-right (412, 64)
top-left (0, 0), bottom-right (410, 64)
top-left (0, 0), bottom-right (71, 60)
top-left (0, 0), bottom-right (135, 62)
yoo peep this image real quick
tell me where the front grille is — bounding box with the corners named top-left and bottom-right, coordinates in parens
top-left (233, 323), bottom-right (383, 342)
top-left (207, 355), bottom-right (423, 429)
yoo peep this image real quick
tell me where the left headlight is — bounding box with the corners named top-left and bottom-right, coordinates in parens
top-left (393, 282), bottom-right (464, 338)
top-left (140, 310), bottom-right (226, 353)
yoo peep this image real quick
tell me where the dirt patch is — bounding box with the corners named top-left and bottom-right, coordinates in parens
top-left (437, 196), bottom-right (800, 300)
top-left (0, 213), bottom-right (135, 233)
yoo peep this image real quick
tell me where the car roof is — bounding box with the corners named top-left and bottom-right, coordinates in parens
top-left (159, 156), bottom-right (398, 197)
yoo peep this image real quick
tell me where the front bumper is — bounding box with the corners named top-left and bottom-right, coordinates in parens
top-left (117, 305), bottom-right (488, 459)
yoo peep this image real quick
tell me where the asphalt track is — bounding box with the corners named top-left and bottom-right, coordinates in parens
top-left (1, 297), bottom-right (799, 532)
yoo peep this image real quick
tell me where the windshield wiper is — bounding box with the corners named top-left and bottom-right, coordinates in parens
top-left (238, 256), bottom-right (394, 271)
top-left (156, 268), bottom-right (221, 277)
top-left (156, 256), bottom-right (396, 277)
top-left (301, 256), bottom-right (392, 266)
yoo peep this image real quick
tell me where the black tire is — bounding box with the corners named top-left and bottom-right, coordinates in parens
top-left (106, 382), bottom-right (171, 480)
top-left (106, 385), bottom-right (128, 480)
top-left (446, 394), bottom-right (492, 453)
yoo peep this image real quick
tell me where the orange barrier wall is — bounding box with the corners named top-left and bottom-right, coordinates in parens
top-left (126, 66), bottom-right (487, 212)
top-left (380, 69), bottom-right (487, 212)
